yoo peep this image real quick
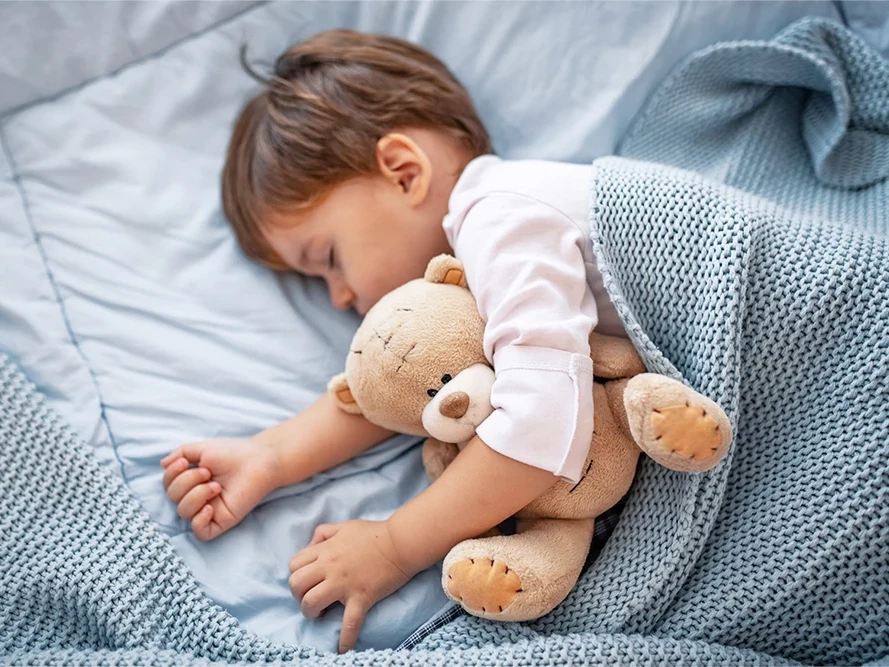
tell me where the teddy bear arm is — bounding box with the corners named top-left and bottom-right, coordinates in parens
top-left (589, 331), bottom-right (647, 379)
top-left (421, 437), bottom-right (461, 482)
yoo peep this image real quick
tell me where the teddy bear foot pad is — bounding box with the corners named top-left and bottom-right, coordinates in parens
top-left (623, 373), bottom-right (732, 473)
top-left (447, 557), bottom-right (522, 616)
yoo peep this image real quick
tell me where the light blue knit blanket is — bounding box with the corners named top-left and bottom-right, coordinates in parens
top-left (2, 16), bottom-right (887, 667)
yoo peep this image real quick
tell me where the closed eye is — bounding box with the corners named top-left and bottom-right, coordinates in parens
top-left (328, 246), bottom-right (336, 270)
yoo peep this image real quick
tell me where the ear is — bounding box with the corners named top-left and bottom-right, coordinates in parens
top-left (376, 133), bottom-right (432, 207)
top-left (327, 373), bottom-right (363, 415)
top-left (424, 254), bottom-right (467, 288)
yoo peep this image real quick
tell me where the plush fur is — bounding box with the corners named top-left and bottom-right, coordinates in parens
top-left (329, 255), bottom-right (732, 621)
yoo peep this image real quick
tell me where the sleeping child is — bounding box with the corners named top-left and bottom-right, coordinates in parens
top-left (161, 29), bottom-right (634, 653)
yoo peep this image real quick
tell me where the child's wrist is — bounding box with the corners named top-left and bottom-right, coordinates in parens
top-left (384, 513), bottom-right (440, 577)
top-left (252, 431), bottom-right (296, 491)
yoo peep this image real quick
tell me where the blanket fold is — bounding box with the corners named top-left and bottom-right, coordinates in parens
top-left (2, 16), bottom-right (886, 667)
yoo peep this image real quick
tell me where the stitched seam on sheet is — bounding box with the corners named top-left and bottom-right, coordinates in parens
top-left (0, 121), bottom-right (126, 478)
top-left (396, 604), bottom-right (464, 651)
top-left (0, 1), bottom-right (271, 121)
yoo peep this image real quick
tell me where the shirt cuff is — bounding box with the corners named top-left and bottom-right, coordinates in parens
top-left (476, 346), bottom-right (594, 483)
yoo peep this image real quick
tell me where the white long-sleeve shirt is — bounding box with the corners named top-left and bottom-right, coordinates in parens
top-left (441, 155), bottom-right (627, 483)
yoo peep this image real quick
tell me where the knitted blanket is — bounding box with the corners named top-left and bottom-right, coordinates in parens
top-left (2, 16), bottom-right (887, 667)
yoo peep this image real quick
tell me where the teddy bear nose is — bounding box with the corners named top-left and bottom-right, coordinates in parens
top-left (439, 392), bottom-right (470, 419)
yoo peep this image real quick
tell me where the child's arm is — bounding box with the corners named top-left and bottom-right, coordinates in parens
top-left (289, 190), bottom-right (599, 653)
top-left (256, 392), bottom-right (395, 488)
top-left (387, 435), bottom-right (555, 567)
top-left (287, 434), bottom-right (556, 653)
top-left (161, 392), bottom-right (394, 540)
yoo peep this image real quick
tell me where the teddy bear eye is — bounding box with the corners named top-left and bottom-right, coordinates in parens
top-left (427, 388), bottom-right (438, 398)
top-left (441, 374), bottom-right (452, 384)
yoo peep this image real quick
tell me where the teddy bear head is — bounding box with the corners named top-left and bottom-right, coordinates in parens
top-left (328, 256), bottom-right (495, 442)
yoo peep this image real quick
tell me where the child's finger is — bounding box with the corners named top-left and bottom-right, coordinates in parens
top-left (308, 523), bottom-right (338, 546)
top-left (166, 441), bottom-right (206, 466)
top-left (166, 467), bottom-right (212, 503)
top-left (338, 600), bottom-right (369, 654)
top-left (160, 448), bottom-right (184, 468)
top-left (162, 457), bottom-right (190, 489)
top-left (300, 581), bottom-right (339, 620)
top-left (191, 504), bottom-right (215, 540)
top-left (177, 481), bottom-right (222, 520)
top-left (288, 563), bottom-right (325, 602)
top-left (289, 549), bottom-right (318, 573)
top-left (160, 449), bottom-right (182, 468)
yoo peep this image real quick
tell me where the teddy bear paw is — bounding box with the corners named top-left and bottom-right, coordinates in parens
top-left (624, 373), bottom-right (732, 473)
top-left (651, 402), bottom-right (722, 460)
top-left (446, 557), bottom-right (522, 616)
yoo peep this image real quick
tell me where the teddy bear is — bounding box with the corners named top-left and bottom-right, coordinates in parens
top-left (328, 255), bottom-right (732, 622)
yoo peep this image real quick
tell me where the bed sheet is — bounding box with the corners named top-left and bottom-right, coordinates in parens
top-left (0, 0), bottom-right (841, 652)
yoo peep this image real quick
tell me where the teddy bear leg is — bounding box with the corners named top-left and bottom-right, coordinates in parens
top-left (620, 373), bottom-right (732, 472)
top-left (442, 517), bottom-right (595, 621)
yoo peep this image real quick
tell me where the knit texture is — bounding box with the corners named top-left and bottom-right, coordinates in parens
top-left (2, 16), bottom-right (887, 667)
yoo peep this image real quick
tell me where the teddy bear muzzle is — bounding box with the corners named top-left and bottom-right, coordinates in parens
top-left (422, 364), bottom-right (495, 443)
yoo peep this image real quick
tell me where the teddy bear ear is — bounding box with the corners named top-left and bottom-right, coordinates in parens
top-left (424, 254), bottom-right (467, 288)
top-left (327, 373), bottom-right (363, 415)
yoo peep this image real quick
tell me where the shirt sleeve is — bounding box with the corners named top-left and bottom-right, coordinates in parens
top-left (447, 192), bottom-right (597, 483)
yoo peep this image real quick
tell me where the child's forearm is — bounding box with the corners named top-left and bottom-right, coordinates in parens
top-left (385, 435), bottom-right (557, 575)
top-left (255, 392), bottom-right (395, 490)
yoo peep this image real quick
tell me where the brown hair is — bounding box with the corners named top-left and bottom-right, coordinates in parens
top-left (222, 29), bottom-right (492, 268)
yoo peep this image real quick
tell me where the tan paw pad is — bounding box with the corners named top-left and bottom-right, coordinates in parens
top-left (447, 558), bottom-right (522, 614)
top-left (651, 403), bottom-right (722, 460)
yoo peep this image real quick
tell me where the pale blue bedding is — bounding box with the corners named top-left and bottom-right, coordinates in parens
top-left (0, 0), bottom-right (849, 653)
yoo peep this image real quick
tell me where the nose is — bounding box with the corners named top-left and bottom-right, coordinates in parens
top-left (328, 278), bottom-right (355, 311)
top-left (439, 392), bottom-right (470, 419)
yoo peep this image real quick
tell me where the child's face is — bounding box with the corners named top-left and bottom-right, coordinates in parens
top-left (262, 175), bottom-right (452, 315)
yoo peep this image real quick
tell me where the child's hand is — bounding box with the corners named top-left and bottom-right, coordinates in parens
top-left (288, 520), bottom-right (415, 653)
top-left (161, 438), bottom-right (279, 540)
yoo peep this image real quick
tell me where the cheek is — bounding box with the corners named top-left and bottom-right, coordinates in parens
top-left (348, 245), bottom-right (426, 312)
top-left (342, 260), bottom-right (398, 314)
